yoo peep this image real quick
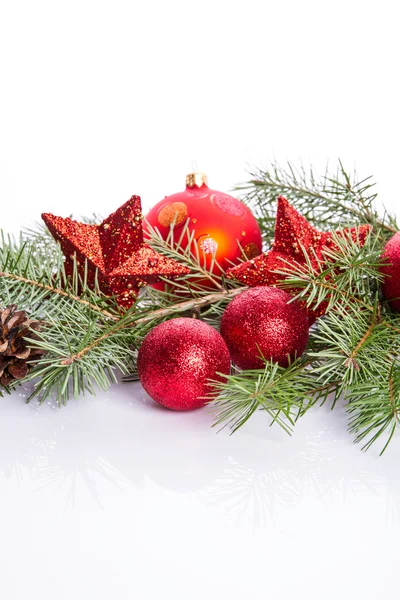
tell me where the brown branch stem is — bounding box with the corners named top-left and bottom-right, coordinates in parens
top-left (345, 324), bottom-right (375, 368)
top-left (344, 304), bottom-right (381, 369)
top-left (61, 286), bottom-right (246, 364)
top-left (134, 287), bottom-right (244, 327)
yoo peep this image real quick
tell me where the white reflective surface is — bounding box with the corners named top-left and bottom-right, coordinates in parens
top-left (1, 383), bottom-right (399, 599)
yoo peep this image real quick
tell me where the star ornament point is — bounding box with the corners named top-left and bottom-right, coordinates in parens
top-left (227, 196), bottom-right (371, 320)
top-left (42, 195), bottom-right (190, 308)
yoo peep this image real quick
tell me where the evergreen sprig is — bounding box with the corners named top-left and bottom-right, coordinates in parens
top-left (275, 229), bottom-right (384, 313)
top-left (210, 358), bottom-right (333, 435)
top-left (236, 160), bottom-right (397, 243)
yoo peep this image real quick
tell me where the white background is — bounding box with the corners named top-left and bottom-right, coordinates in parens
top-left (1, 1), bottom-right (400, 599)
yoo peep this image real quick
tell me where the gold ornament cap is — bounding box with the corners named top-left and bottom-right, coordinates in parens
top-left (186, 172), bottom-right (208, 189)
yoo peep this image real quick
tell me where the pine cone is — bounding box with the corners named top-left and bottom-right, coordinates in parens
top-left (0, 304), bottom-right (45, 387)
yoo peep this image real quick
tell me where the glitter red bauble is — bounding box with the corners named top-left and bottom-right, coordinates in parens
top-left (145, 173), bottom-right (262, 284)
top-left (381, 232), bottom-right (400, 312)
top-left (220, 286), bottom-right (309, 369)
top-left (137, 317), bottom-right (231, 411)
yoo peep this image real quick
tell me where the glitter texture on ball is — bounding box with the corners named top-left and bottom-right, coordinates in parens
top-left (381, 231), bottom-right (400, 312)
top-left (220, 286), bottom-right (309, 369)
top-left (137, 318), bottom-right (231, 411)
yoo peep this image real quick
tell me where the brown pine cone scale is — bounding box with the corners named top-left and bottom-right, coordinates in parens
top-left (0, 304), bottom-right (45, 387)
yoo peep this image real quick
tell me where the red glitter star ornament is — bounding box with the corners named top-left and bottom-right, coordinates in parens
top-left (42, 196), bottom-right (190, 308)
top-left (227, 196), bottom-right (371, 320)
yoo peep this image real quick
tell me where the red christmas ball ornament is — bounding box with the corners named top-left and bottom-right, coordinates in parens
top-left (146, 173), bottom-right (262, 284)
top-left (381, 231), bottom-right (400, 311)
top-left (220, 286), bottom-right (309, 369)
top-left (137, 317), bottom-right (231, 411)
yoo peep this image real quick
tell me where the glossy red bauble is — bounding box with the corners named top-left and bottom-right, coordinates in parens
top-left (137, 317), bottom-right (231, 411)
top-left (381, 232), bottom-right (400, 312)
top-left (220, 286), bottom-right (309, 369)
top-left (145, 173), bottom-right (262, 283)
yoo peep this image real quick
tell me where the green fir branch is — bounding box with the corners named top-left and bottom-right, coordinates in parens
top-left (346, 360), bottom-right (400, 454)
top-left (209, 358), bottom-right (333, 435)
top-left (236, 160), bottom-right (397, 243)
top-left (275, 229), bottom-right (384, 314)
top-left (0, 231), bottom-right (120, 320)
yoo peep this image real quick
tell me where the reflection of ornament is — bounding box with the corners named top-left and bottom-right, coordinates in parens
top-left (42, 196), bottom-right (189, 308)
top-left (137, 317), bottom-right (231, 411)
top-left (220, 286), bottom-right (309, 369)
top-left (381, 232), bottom-right (400, 312)
top-left (146, 173), bottom-right (262, 282)
top-left (227, 196), bottom-right (371, 321)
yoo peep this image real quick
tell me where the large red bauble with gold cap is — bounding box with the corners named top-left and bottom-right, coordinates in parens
top-left (146, 173), bottom-right (262, 282)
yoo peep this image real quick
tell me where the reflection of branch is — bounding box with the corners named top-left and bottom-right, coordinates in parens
top-left (204, 432), bottom-right (392, 528)
top-left (0, 431), bottom-right (46, 483)
top-left (0, 461), bottom-right (24, 482)
top-left (206, 458), bottom-right (299, 527)
top-left (2, 390), bottom-right (400, 522)
top-left (36, 458), bottom-right (127, 509)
